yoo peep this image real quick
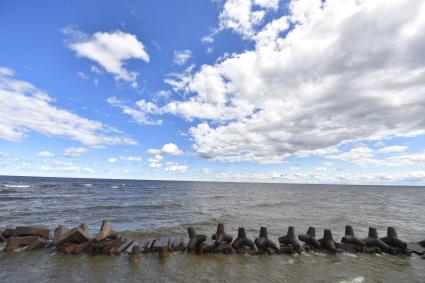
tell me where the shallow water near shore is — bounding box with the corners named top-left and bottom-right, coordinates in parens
top-left (1, 175), bottom-right (425, 282)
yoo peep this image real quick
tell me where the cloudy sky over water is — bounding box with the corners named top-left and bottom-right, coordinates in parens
top-left (1, 0), bottom-right (425, 184)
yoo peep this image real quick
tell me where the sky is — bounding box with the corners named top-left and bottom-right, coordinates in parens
top-left (1, 0), bottom-right (425, 185)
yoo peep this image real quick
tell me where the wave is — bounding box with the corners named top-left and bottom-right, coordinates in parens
top-left (250, 200), bottom-right (298, 208)
top-left (339, 276), bottom-right (365, 283)
top-left (53, 203), bottom-right (185, 213)
top-left (4, 184), bottom-right (31, 188)
top-left (0, 196), bottom-right (29, 201)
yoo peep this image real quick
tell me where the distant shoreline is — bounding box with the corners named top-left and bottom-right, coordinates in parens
top-left (0, 174), bottom-right (424, 187)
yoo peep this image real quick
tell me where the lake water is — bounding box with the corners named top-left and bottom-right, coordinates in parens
top-left (0, 176), bottom-right (424, 282)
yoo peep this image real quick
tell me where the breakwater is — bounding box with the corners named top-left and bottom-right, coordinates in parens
top-left (2, 221), bottom-right (424, 261)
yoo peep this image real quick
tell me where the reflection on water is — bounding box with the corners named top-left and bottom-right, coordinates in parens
top-left (0, 176), bottom-right (425, 282)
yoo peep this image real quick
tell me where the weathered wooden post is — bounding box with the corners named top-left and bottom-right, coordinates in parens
top-left (129, 244), bottom-right (141, 264)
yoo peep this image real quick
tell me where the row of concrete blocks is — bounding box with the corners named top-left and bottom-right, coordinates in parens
top-left (185, 224), bottom-right (421, 257)
top-left (1, 221), bottom-right (425, 264)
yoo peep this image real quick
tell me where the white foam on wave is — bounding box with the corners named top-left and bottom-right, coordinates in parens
top-left (82, 184), bottom-right (93, 187)
top-left (339, 276), bottom-right (365, 283)
top-left (343, 253), bottom-right (358, 258)
top-left (4, 184), bottom-right (30, 188)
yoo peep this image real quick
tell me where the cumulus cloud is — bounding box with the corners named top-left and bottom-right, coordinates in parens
top-left (174, 50), bottom-right (192, 66)
top-left (107, 96), bottom-right (162, 125)
top-left (37, 150), bottom-right (55, 158)
top-left (0, 68), bottom-right (135, 146)
top-left (160, 0), bottom-right (425, 163)
top-left (63, 147), bottom-right (87, 157)
top-left (161, 143), bottom-right (183, 155)
top-left (147, 143), bottom-right (183, 157)
top-left (217, 0), bottom-right (280, 39)
top-left (108, 157), bottom-right (118, 163)
top-left (146, 148), bottom-right (161, 155)
top-left (63, 28), bottom-right (149, 87)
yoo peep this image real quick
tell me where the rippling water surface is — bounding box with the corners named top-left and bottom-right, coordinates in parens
top-left (0, 176), bottom-right (424, 282)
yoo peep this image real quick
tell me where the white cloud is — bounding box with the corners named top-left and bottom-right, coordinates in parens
top-left (120, 156), bottom-right (142, 161)
top-left (63, 147), bottom-right (87, 157)
top-left (148, 154), bottom-right (163, 163)
top-left (149, 162), bottom-right (162, 168)
top-left (165, 163), bottom-right (188, 173)
top-left (107, 96), bottom-right (162, 125)
top-left (108, 157), bottom-right (118, 163)
top-left (77, 72), bottom-right (88, 80)
top-left (148, 154), bottom-right (163, 168)
top-left (203, 168), bottom-right (425, 184)
top-left (201, 35), bottom-right (215, 44)
top-left (64, 28), bottom-right (149, 87)
top-left (217, 0), bottom-right (280, 39)
top-left (377, 145), bottom-right (408, 154)
top-left (39, 160), bottom-right (79, 172)
top-left (83, 167), bottom-right (95, 174)
top-left (146, 148), bottom-right (161, 155)
top-left (37, 150), bottom-right (55, 158)
top-left (146, 143), bottom-right (183, 157)
top-left (0, 69), bottom-right (134, 146)
top-left (153, 90), bottom-right (172, 100)
top-left (202, 167), bottom-right (211, 175)
top-left (328, 146), bottom-right (425, 167)
top-left (161, 143), bottom-right (183, 155)
top-left (174, 50), bottom-right (192, 66)
top-left (0, 67), bottom-right (15, 76)
top-left (159, 0), bottom-right (425, 164)
top-left (387, 151), bottom-right (425, 165)
top-left (0, 151), bottom-right (11, 158)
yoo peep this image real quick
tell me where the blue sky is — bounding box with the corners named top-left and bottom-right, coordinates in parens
top-left (1, 0), bottom-right (425, 184)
